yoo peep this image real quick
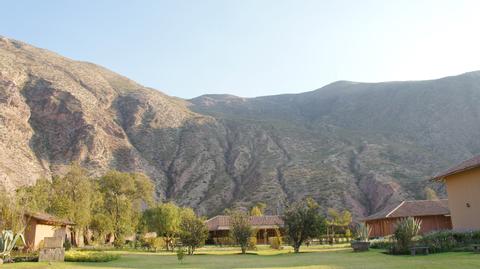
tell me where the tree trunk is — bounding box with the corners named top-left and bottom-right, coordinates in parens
top-left (294, 242), bottom-right (301, 253)
top-left (241, 246), bottom-right (246, 254)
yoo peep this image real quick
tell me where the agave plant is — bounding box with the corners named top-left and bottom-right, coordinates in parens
top-left (0, 230), bottom-right (26, 259)
top-left (357, 223), bottom-right (372, 242)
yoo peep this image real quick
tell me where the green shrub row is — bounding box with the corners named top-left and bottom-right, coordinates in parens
top-left (65, 250), bottom-right (120, 262)
top-left (420, 230), bottom-right (480, 253)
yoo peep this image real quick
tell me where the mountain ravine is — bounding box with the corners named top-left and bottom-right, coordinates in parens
top-left (1, 36), bottom-right (478, 218)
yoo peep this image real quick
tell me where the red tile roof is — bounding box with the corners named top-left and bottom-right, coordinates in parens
top-left (361, 199), bottom-right (450, 221)
top-left (206, 215), bottom-right (284, 231)
top-left (26, 212), bottom-right (75, 226)
top-left (433, 155), bottom-right (480, 180)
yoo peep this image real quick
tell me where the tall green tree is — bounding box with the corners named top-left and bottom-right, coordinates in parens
top-left (48, 164), bottom-right (98, 245)
top-left (141, 202), bottom-right (181, 251)
top-left (282, 198), bottom-right (326, 253)
top-left (0, 187), bottom-right (26, 233)
top-left (99, 170), bottom-right (154, 246)
top-left (179, 208), bottom-right (208, 255)
top-left (229, 209), bottom-right (253, 254)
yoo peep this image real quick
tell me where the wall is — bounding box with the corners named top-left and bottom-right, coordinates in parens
top-left (366, 215), bottom-right (452, 238)
top-left (33, 224), bottom-right (66, 250)
top-left (445, 167), bottom-right (480, 230)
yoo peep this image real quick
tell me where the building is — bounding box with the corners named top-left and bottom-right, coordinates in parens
top-left (206, 215), bottom-right (284, 244)
top-left (24, 212), bottom-right (75, 250)
top-left (361, 200), bottom-right (452, 238)
top-left (433, 155), bottom-right (480, 231)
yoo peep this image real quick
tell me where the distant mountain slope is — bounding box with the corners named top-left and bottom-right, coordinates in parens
top-left (1, 36), bottom-right (478, 218)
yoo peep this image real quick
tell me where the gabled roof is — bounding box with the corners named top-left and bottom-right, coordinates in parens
top-left (26, 212), bottom-right (75, 226)
top-left (206, 215), bottom-right (284, 231)
top-left (433, 155), bottom-right (480, 180)
top-left (361, 199), bottom-right (450, 221)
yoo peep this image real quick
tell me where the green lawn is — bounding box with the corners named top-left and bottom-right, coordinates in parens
top-left (3, 246), bottom-right (480, 269)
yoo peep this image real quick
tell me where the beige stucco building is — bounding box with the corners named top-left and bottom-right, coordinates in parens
top-left (24, 212), bottom-right (75, 250)
top-left (434, 156), bottom-right (480, 231)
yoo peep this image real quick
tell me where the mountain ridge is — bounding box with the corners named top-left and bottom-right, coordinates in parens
top-left (1, 35), bottom-right (478, 219)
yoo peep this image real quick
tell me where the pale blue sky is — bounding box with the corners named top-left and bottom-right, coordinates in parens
top-left (2, 0), bottom-right (480, 98)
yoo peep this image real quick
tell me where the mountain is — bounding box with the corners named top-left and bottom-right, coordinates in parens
top-left (1, 36), bottom-right (479, 218)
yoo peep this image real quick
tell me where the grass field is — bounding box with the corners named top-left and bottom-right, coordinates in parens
top-left (2, 245), bottom-right (480, 269)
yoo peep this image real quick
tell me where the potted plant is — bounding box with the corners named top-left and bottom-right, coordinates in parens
top-left (351, 223), bottom-right (371, 252)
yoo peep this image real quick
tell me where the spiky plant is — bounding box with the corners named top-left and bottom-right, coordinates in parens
top-left (357, 223), bottom-right (372, 242)
top-left (0, 230), bottom-right (26, 259)
top-left (393, 217), bottom-right (422, 253)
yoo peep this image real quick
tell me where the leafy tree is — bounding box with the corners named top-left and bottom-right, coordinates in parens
top-left (0, 187), bottom-right (26, 233)
top-left (425, 187), bottom-right (439, 200)
top-left (326, 208), bottom-right (351, 236)
top-left (99, 170), bottom-right (154, 246)
top-left (141, 203), bottom-right (181, 251)
top-left (250, 202), bottom-right (266, 216)
top-left (179, 208), bottom-right (208, 255)
top-left (16, 178), bottom-right (52, 213)
top-left (47, 164), bottom-right (98, 245)
top-left (90, 213), bottom-right (114, 244)
top-left (282, 198), bottom-right (326, 253)
top-left (229, 209), bottom-right (252, 254)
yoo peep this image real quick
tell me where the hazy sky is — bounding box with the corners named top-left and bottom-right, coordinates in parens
top-left (2, 0), bottom-right (480, 98)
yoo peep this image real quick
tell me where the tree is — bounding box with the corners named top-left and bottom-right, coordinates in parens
top-left (90, 213), bottom-right (114, 244)
top-left (425, 187), bottom-right (439, 200)
top-left (0, 187), bottom-right (26, 233)
top-left (179, 208), bottom-right (208, 255)
top-left (141, 203), bottom-right (181, 251)
top-left (229, 209), bottom-right (253, 254)
top-left (250, 202), bottom-right (266, 216)
top-left (16, 178), bottom-right (52, 213)
top-left (99, 170), bottom-right (154, 246)
top-left (282, 198), bottom-right (326, 253)
top-left (48, 164), bottom-right (98, 246)
top-left (326, 208), bottom-right (351, 237)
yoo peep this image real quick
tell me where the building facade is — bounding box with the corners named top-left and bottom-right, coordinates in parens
top-left (362, 200), bottom-right (452, 238)
top-left (206, 215), bottom-right (284, 245)
top-left (24, 212), bottom-right (75, 250)
top-left (434, 155), bottom-right (480, 231)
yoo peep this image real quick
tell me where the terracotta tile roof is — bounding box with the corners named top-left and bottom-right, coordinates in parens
top-left (206, 215), bottom-right (284, 231)
top-left (433, 155), bottom-right (480, 180)
top-left (25, 212), bottom-right (75, 226)
top-left (361, 199), bottom-right (450, 221)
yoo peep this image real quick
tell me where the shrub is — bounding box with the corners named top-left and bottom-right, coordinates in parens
top-left (369, 237), bottom-right (394, 250)
top-left (248, 236), bottom-right (257, 250)
top-left (392, 217), bottom-right (422, 254)
top-left (141, 237), bottom-right (166, 252)
top-left (11, 251), bottom-right (38, 262)
top-left (65, 251), bottom-right (120, 262)
top-left (420, 230), bottom-right (456, 252)
top-left (214, 237), bottom-right (234, 246)
top-left (356, 223), bottom-right (372, 242)
top-left (420, 230), bottom-right (480, 253)
top-left (269, 236), bottom-right (283, 250)
top-left (63, 239), bottom-right (72, 251)
top-left (176, 248), bottom-right (185, 263)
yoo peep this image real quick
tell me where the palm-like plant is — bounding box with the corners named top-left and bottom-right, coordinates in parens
top-left (357, 223), bottom-right (372, 242)
top-left (0, 230), bottom-right (26, 259)
top-left (394, 217), bottom-right (422, 253)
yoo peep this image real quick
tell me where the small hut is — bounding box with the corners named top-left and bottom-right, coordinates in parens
top-left (24, 212), bottom-right (75, 250)
top-left (206, 215), bottom-right (284, 244)
top-left (361, 199), bottom-right (452, 238)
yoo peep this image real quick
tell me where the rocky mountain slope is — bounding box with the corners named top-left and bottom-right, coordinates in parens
top-left (1, 36), bottom-right (479, 218)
